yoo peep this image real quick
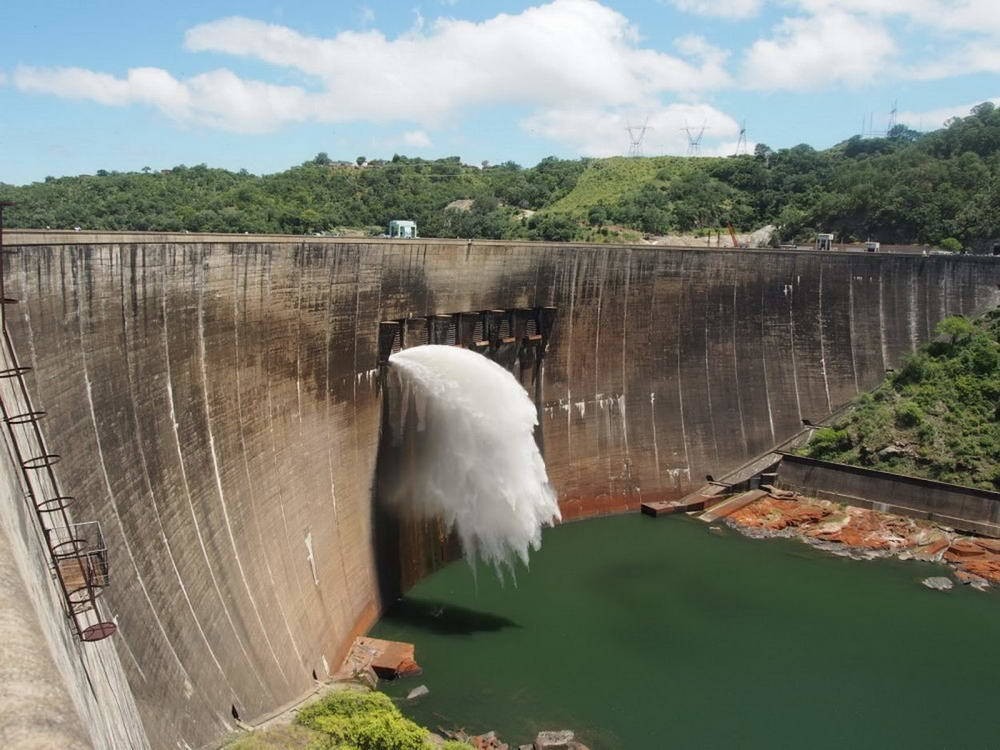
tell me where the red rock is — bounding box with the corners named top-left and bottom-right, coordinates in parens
top-left (917, 539), bottom-right (951, 558)
top-left (728, 497), bottom-right (830, 531)
top-left (955, 568), bottom-right (987, 585)
top-left (944, 539), bottom-right (988, 562)
top-left (959, 556), bottom-right (1000, 584)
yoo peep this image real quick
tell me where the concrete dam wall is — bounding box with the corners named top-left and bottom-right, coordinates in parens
top-left (2, 233), bottom-right (998, 749)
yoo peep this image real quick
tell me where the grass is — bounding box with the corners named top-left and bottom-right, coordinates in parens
top-left (546, 155), bottom-right (705, 215)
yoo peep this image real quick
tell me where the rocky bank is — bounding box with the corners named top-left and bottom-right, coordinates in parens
top-left (722, 491), bottom-right (1000, 589)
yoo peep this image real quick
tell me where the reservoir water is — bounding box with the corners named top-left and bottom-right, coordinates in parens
top-left (372, 513), bottom-right (1000, 748)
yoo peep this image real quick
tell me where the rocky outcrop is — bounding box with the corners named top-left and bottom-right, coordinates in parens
top-left (532, 730), bottom-right (590, 750)
top-left (725, 490), bottom-right (1000, 587)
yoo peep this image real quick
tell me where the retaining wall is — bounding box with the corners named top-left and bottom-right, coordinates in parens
top-left (776, 453), bottom-right (1000, 537)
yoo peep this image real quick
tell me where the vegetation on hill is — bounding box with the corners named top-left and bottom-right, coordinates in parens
top-left (4, 102), bottom-right (1000, 246)
top-left (801, 308), bottom-right (1000, 491)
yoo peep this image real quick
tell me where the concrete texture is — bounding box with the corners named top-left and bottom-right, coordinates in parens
top-left (0, 366), bottom-right (147, 750)
top-left (776, 453), bottom-right (1000, 537)
top-left (0, 234), bottom-right (997, 749)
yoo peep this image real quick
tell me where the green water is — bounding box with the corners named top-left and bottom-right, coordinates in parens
top-left (372, 515), bottom-right (1000, 749)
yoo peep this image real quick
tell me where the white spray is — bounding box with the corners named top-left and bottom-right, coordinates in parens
top-left (384, 344), bottom-right (561, 576)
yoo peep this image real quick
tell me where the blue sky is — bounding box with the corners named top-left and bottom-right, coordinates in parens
top-left (1, 0), bottom-right (998, 185)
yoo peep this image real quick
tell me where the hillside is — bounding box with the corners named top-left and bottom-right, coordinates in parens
top-left (801, 308), bottom-right (1000, 490)
top-left (546, 155), bottom-right (694, 214)
top-left (3, 102), bottom-right (1000, 247)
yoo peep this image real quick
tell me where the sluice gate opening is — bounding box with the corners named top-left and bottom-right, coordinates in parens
top-left (374, 306), bottom-right (558, 602)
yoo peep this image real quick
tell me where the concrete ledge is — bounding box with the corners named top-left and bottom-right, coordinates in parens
top-left (4, 229), bottom-right (974, 258)
top-left (776, 454), bottom-right (1000, 538)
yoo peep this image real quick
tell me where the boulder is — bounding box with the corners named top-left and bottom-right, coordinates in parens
top-left (406, 685), bottom-right (429, 700)
top-left (921, 576), bottom-right (954, 591)
top-left (533, 730), bottom-right (588, 750)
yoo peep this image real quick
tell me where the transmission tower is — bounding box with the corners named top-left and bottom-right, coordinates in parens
top-left (735, 119), bottom-right (748, 156)
top-left (625, 117), bottom-right (652, 157)
top-left (681, 121), bottom-right (708, 156)
top-left (887, 100), bottom-right (898, 134)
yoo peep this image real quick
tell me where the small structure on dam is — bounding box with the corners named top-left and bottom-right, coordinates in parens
top-left (0, 230), bottom-right (998, 749)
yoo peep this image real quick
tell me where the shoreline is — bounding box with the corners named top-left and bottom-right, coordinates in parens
top-left (720, 492), bottom-right (1000, 590)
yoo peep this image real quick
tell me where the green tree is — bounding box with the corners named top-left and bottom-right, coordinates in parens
top-left (936, 316), bottom-right (975, 345)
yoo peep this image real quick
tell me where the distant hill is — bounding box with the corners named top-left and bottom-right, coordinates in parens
top-left (3, 102), bottom-right (1000, 247)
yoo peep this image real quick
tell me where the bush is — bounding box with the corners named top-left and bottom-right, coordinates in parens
top-left (296, 690), bottom-right (428, 750)
top-left (939, 237), bottom-right (963, 252)
top-left (894, 401), bottom-right (924, 428)
top-left (807, 427), bottom-right (852, 455)
top-left (894, 353), bottom-right (931, 385)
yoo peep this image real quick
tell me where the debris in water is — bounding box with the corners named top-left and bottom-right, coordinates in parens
top-left (922, 576), bottom-right (954, 591)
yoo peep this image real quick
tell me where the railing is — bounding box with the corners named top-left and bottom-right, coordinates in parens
top-left (0, 202), bottom-right (116, 641)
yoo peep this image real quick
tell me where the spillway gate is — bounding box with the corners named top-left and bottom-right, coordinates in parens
top-left (378, 306), bottom-right (557, 380)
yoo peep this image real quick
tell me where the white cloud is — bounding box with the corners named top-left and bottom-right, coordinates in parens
top-left (743, 11), bottom-right (896, 90)
top-left (522, 103), bottom-right (740, 157)
top-left (402, 130), bottom-right (432, 148)
top-left (358, 5), bottom-right (375, 26)
top-left (666, 0), bottom-right (762, 19)
top-left (13, 65), bottom-right (308, 133)
top-left (791, 0), bottom-right (1000, 37)
top-left (787, 0), bottom-right (1000, 79)
top-left (898, 97), bottom-right (1000, 129)
top-left (907, 41), bottom-right (1000, 80)
top-left (14, 1), bottom-right (731, 135)
top-left (182, 1), bottom-right (731, 117)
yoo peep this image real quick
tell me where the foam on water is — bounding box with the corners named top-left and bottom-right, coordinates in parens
top-left (385, 345), bottom-right (561, 575)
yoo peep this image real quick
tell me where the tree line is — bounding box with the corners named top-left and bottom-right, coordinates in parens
top-left (3, 102), bottom-right (1000, 248)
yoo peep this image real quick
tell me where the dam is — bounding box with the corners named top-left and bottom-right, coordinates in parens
top-left (1, 231), bottom-right (998, 749)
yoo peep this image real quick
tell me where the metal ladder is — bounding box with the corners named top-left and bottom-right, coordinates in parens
top-left (0, 204), bottom-right (115, 641)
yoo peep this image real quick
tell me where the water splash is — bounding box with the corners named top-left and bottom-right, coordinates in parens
top-left (383, 345), bottom-right (560, 576)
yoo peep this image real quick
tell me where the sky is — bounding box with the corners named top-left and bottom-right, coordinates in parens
top-left (1, 0), bottom-right (998, 185)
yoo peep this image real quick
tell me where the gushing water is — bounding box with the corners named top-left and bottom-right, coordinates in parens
top-left (383, 345), bottom-right (561, 575)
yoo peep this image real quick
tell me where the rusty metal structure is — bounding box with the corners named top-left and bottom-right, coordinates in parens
top-left (0, 204), bottom-right (115, 642)
top-left (378, 306), bottom-right (557, 378)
